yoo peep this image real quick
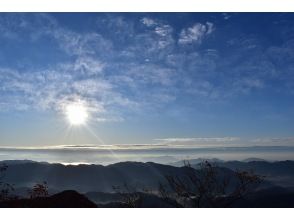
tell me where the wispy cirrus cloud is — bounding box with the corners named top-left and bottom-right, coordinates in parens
top-left (0, 60), bottom-right (136, 122)
top-left (1, 13), bottom-right (294, 126)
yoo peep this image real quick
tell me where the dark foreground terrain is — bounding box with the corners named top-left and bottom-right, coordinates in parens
top-left (1, 159), bottom-right (294, 208)
top-left (1, 188), bottom-right (294, 208)
top-left (0, 190), bottom-right (97, 208)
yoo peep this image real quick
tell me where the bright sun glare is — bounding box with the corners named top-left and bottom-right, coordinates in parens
top-left (65, 103), bottom-right (88, 126)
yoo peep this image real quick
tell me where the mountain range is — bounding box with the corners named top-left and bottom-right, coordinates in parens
top-left (1, 159), bottom-right (294, 207)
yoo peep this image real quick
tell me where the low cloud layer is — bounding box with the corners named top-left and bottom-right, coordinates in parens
top-left (155, 137), bottom-right (294, 147)
top-left (155, 137), bottom-right (240, 146)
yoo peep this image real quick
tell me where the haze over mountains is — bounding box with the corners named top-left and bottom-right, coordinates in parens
top-left (2, 158), bottom-right (294, 191)
top-left (1, 158), bottom-right (294, 207)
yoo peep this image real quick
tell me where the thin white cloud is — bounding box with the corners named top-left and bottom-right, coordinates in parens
top-left (251, 137), bottom-right (294, 146)
top-left (73, 57), bottom-right (105, 76)
top-left (206, 22), bottom-right (214, 34)
top-left (0, 61), bottom-right (124, 122)
top-left (155, 137), bottom-right (240, 146)
top-left (140, 17), bottom-right (174, 50)
top-left (141, 17), bottom-right (157, 27)
top-left (155, 24), bottom-right (172, 37)
top-left (178, 22), bottom-right (214, 45)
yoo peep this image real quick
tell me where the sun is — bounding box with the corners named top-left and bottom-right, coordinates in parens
top-left (65, 103), bottom-right (88, 126)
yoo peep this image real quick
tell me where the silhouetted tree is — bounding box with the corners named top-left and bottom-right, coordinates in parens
top-left (0, 164), bottom-right (15, 201)
top-left (112, 183), bottom-right (143, 208)
top-left (159, 160), bottom-right (264, 207)
top-left (28, 181), bottom-right (49, 199)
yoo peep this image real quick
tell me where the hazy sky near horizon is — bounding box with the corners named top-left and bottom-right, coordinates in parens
top-left (1, 13), bottom-right (294, 147)
top-left (1, 146), bottom-right (294, 164)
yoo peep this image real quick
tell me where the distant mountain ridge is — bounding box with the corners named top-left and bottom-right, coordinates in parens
top-left (0, 160), bottom-right (192, 192)
top-left (169, 158), bottom-right (294, 187)
top-left (1, 159), bottom-right (294, 193)
top-left (2, 159), bottom-right (294, 207)
top-left (169, 158), bottom-right (224, 166)
top-left (215, 160), bottom-right (294, 187)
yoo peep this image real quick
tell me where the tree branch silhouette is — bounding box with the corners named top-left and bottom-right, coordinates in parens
top-left (159, 160), bottom-right (264, 207)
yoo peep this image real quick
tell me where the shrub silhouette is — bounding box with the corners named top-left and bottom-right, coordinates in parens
top-left (112, 183), bottom-right (143, 208)
top-left (1, 164), bottom-right (49, 203)
top-left (0, 164), bottom-right (15, 202)
top-left (159, 160), bottom-right (264, 207)
top-left (28, 181), bottom-right (49, 199)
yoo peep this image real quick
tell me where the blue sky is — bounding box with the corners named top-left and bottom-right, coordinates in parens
top-left (0, 13), bottom-right (294, 147)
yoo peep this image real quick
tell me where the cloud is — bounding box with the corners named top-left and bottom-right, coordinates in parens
top-left (0, 13), bottom-right (272, 119)
top-left (1, 13), bottom-right (294, 124)
top-left (155, 137), bottom-right (240, 146)
top-left (141, 17), bottom-right (157, 27)
top-left (0, 14), bottom-right (139, 122)
top-left (139, 17), bottom-right (175, 51)
top-left (73, 57), bottom-right (105, 75)
top-left (251, 137), bottom-right (294, 146)
top-left (0, 61), bottom-right (123, 121)
top-left (155, 137), bottom-right (294, 147)
top-left (178, 22), bottom-right (214, 45)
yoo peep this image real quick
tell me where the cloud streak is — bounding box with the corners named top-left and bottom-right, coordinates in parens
top-left (155, 137), bottom-right (240, 146)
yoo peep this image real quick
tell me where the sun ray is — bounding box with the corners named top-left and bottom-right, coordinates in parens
top-left (83, 124), bottom-right (120, 161)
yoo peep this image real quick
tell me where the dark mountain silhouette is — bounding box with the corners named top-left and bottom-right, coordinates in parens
top-left (218, 160), bottom-right (294, 175)
top-left (242, 158), bottom-right (267, 162)
top-left (169, 158), bottom-right (224, 167)
top-left (1, 160), bottom-right (291, 193)
top-left (1, 160), bottom-right (294, 207)
top-left (0, 161), bottom-right (193, 192)
top-left (0, 190), bottom-right (97, 208)
top-left (231, 186), bottom-right (294, 208)
top-left (0, 160), bottom-right (38, 165)
top-left (216, 160), bottom-right (294, 187)
top-left (85, 191), bottom-right (123, 204)
top-left (88, 187), bottom-right (294, 208)
top-left (90, 192), bottom-right (181, 208)
top-left (170, 159), bottom-right (294, 187)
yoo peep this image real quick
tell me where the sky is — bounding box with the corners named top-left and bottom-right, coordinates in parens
top-left (0, 13), bottom-right (294, 148)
